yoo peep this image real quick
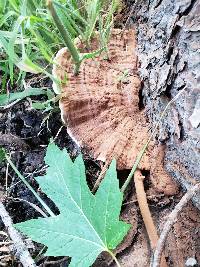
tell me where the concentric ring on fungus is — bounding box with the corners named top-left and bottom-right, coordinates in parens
top-left (53, 29), bottom-right (178, 195)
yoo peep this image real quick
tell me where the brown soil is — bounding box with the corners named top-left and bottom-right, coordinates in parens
top-left (118, 201), bottom-right (200, 267)
top-left (158, 202), bottom-right (200, 267)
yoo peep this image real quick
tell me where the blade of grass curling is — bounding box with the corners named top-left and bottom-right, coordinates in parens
top-left (54, 1), bottom-right (88, 28)
top-left (5, 153), bottom-right (55, 217)
top-left (0, 87), bottom-right (48, 106)
top-left (54, 3), bottom-right (77, 38)
top-left (121, 89), bottom-right (185, 193)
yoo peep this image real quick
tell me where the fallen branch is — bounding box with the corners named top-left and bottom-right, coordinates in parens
top-left (134, 170), bottom-right (168, 267)
top-left (152, 183), bottom-right (200, 267)
top-left (0, 202), bottom-right (37, 267)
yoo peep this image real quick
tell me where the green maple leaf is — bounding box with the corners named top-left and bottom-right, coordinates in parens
top-left (15, 143), bottom-right (131, 267)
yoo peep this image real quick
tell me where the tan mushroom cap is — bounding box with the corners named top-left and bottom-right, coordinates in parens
top-left (53, 29), bottom-right (153, 170)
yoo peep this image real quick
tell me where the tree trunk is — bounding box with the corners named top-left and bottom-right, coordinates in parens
top-left (130, 0), bottom-right (200, 206)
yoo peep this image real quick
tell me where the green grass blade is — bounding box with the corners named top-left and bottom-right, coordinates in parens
top-left (0, 87), bottom-right (48, 106)
top-left (5, 153), bottom-right (55, 217)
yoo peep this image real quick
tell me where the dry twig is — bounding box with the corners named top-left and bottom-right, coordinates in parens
top-left (92, 161), bottom-right (110, 193)
top-left (0, 202), bottom-right (37, 267)
top-left (39, 256), bottom-right (68, 266)
top-left (7, 197), bottom-right (48, 218)
top-left (152, 183), bottom-right (200, 267)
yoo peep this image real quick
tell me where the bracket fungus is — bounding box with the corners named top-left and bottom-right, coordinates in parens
top-left (53, 29), bottom-right (178, 195)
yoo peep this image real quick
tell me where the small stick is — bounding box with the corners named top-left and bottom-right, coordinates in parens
top-left (42, 257), bottom-right (68, 266)
top-left (152, 183), bottom-right (200, 267)
top-left (0, 99), bottom-right (21, 110)
top-left (5, 161), bottom-right (9, 196)
top-left (7, 197), bottom-right (48, 218)
top-left (52, 126), bottom-right (64, 142)
top-left (92, 160), bottom-right (110, 193)
top-left (0, 202), bottom-right (37, 267)
top-left (134, 170), bottom-right (168, 267)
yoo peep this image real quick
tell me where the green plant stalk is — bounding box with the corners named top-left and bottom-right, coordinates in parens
top-left (5, 154), bottom-right (55, 217)
top-left (121, 89), bottom-right (185, 193)
top-left (46, 0), bottom-right (81, 74)
top-left (121, 139), bottom-right (150, 193)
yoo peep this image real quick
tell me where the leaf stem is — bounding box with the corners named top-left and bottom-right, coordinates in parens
top-left (5, 154), bottom-right (55, 217)
top-left (108, 250), bottom-right (121, 267)
top-left (46, 0), bottom-right (81, 75)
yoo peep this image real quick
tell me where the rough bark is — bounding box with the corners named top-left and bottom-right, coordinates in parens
top-left (130, 0), bottom-right (200, 207)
